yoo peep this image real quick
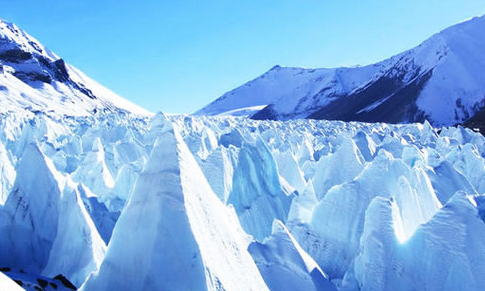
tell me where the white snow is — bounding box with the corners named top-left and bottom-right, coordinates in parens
top-left (196, 65), bottom-right (381, 120)
top-left (0, 272), bottom-right (25, 291)
top-left (414, 16), bottom-right (485, 125)
top-left (215, 105), bottom-right (268, 117)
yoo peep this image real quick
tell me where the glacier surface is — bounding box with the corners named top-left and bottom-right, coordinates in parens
top-left (0, 110), bottom-right (485, 291)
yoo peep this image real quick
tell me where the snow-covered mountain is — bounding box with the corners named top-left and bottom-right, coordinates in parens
top-left (0, 18), bottom-right (150, 116)
top-left (196, 15), bottom-right (485, 128)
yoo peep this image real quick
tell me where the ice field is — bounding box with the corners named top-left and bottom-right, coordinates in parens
top-left (1, 111), bottom-right (485, 290)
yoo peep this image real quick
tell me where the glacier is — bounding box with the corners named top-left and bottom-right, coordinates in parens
top-left (248, 220), bottom-right (337, 291)
top-left (81, 114), bottom-right (268, 291)
top-left (0, 143), bottom-right (106, 287)
top-left (341, 192), bottom-right (485, 291)
top-left (0, 109), bottom-right (485, 291)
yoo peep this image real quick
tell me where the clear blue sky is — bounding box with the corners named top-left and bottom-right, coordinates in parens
top-left (2, 0), bottom-right (484, 113)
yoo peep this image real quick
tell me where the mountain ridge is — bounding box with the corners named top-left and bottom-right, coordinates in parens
top-left (196, 15), bottom-right (485, 128)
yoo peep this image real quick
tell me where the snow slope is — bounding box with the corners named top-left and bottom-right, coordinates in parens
top-left (195, 65), bottom-right (379, 119)
top-left (0, 18), bottom-right (150, 117)
top-left (197, 15), bottom-right (485, 128)
top-left (0, 271), bottom-right (25, 291)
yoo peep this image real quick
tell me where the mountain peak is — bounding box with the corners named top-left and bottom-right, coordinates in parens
top-left (0, 17), bottom-right (150, 117)
top-left (0, 18), bottom-right (57, 62)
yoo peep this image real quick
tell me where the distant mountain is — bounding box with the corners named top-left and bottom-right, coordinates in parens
top-left (196, 15), bottom-right (485, 128)
top-left (0, 18), bottom-right (150, 117)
